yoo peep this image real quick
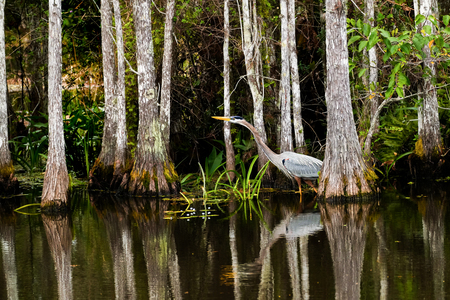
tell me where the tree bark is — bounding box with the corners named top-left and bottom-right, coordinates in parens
top-left (317, 0), bottom-right (375, 199)
top-left (367, 0), bottom-right (378, 125)
top-left (223, 0), bottom-right (235, 180)
top-left (127, 0), bottom-right (179, 195)
top-left (41, 0), bottom-right (69, 208)
top-left (362, 0), bottom-right (379, 156)
top-left (160, 0), bottom-right (175, 149)
top-left (413, 0), bottom-right (442, 167)
top-left (111, 0), bottom-right (128, 186)
top-left (240, 0), bottom-right (270, 174)
top-left (288, 0), bottom-right (306, 154)
top-left (0, 0), bottom-right (18, 194)
top-left (89, 0), bottom-right (117, 189)
top-left (280, 0), bottom-right (293, 153)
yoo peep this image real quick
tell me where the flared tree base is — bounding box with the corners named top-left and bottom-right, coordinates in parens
top-left (89, 159), bottom-right (115, 190)
top-left (126, 160), bottom-right (179, 196)
top-left (41, 162), bottom-right (69, 208)
top-left (411, 138), bottom-right (444, 179)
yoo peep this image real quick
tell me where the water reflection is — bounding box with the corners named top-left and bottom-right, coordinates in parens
top-left (90, 195), bottom-right (182, 300)
top-left (137, 199), bottom-right (182, 300)
top-left (320, 202), bottom-right (373, 300)
top-left (42, 213), bottom-right (73, 300)
top-left (1, 188), bottom-right (450, 299)
top-left (417, 191), bottom-right (446, 300)
top-left (0, 209), bottom-right (18, 300)
top-left (229, 197), bottom-right (323, 300)
top-left (91, 196), bottom-right (136, 299)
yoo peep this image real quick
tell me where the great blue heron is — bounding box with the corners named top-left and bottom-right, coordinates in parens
top-left (213, 116), bottom-right (323, 195)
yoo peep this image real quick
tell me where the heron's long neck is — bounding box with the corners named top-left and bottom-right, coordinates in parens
top-left (241, 120), bottom-right (277, 159)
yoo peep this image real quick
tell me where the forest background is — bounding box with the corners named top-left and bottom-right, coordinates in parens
top-left (3, 0), bottom-right (450, 198)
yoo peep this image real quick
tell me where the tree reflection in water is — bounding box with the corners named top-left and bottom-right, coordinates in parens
top-left (0, 210), bottom-right (18, 300)
top-left (319, 202), bottom-right (373, 300)
top-left (91, 195), bottom-right (182, 300)
top-left (230, 197), bottom-right (322, 299)
top-left (417, 189), bottom-right (446, 300)
top-left (92, 195), bottom-right (136, 300)
top-left (137, 199), bottom-right (182, 300)
top-left (42, 213), bottom-right (72, 300)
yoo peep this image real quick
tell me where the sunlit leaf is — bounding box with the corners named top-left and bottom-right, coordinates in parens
top-left (358, 40), bottom-right (368, 52)
top-left (386, 86), bottom-right (394, 99)
top-left (415, 14), bottom-right (426, 25)
top-left (363, 23), bottom-right (370, 36)
top-left (348, 35), bottom-right (361, 46)
top-left (368, 30), bottom-right (378, 50)
top-left (423, 25), bottom-right (432, 35)
top-left (358, 68), bottom-right (367, 78)
top-left (400, 43), bottom-right (411, 55)
top-left (443, 15), bottom-right (450, 26)
top-left (396, 87), bottom-right (404, 98)
top-left (398, 72), bottom-right (410, 87)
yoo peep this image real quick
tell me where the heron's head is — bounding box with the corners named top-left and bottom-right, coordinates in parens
top-left (212, 116), bottom-right (246, 124)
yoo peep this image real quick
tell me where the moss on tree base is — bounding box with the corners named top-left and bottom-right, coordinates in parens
top-left (411, 138), bottom-right (443, 178)
top-left (126, 160), bottom-right (179, 196)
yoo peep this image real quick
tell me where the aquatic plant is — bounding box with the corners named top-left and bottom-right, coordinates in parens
top-left (214, 155), bottom-right (269, 201)
top-left (180, 147), bottom-right (226, 193)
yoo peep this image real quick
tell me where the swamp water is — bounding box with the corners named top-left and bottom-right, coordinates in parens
top-left (0, 184), bottom-right (449, 299)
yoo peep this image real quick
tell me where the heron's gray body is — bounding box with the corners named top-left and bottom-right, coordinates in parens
top-left (279, 152), bottom-right (322, 181)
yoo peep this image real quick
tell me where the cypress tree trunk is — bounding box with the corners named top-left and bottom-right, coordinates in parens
top-left (0, 0), bottom-right (18, 194)
top-left (413, 0), bottom-right (442, 172)
top-left (362, 0), bottom-right (379, 157)
top-left (240, 0), bottom-right (270, 175)
top-left (41, 0), bottom-right (69, 208)
top-left (223, 0), bottom-right (235, 180)
top-left (160, 0), bottom-right (175, 149)
top-left (280, 0), bottom-right (293, 153)
top-left (89, 0), bottom-right (117, 189)
top-left (127, 0), bottom-right (178, 195)
top-left (317, 0), bottom-right (375, 199)
top-left (111, 0), bottom-right (128, 187)
top-left (288, 0), bottom-right (306, 154)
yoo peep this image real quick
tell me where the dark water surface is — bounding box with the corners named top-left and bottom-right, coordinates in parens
top-left (1, 185), bottom-right (449, 299)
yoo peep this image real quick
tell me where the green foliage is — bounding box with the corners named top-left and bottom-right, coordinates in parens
top-left (348, 12), bottom-right (450, 165)
top-left (9, 114), bottom-right (48, 174)
top-left (180, 147), bottom-right (226, 194)
top-left (63, 90), bottom-right (103, 178)
top-left (213, 155), bottom-right (269, 201)
top-left (349, 13), bottom-right (450, 98)
top-left (374, 105), bottom-right (417, 175)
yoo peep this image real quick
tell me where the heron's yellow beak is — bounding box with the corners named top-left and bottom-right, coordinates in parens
top-left (212, 116), bottom-right (231, 121)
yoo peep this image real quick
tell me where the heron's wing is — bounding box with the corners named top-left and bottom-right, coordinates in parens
top-left (281, 152), bottom-right (322, 179)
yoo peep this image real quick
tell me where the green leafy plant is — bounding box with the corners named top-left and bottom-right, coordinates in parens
top-left (63, 90), bottom-right (103, 177)
top-left (9, 114), bottom-right (49, 174)
top-left (213, 155), bottom-right (269, 201)
top-left (180, 147), bottom-right (226, 194)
